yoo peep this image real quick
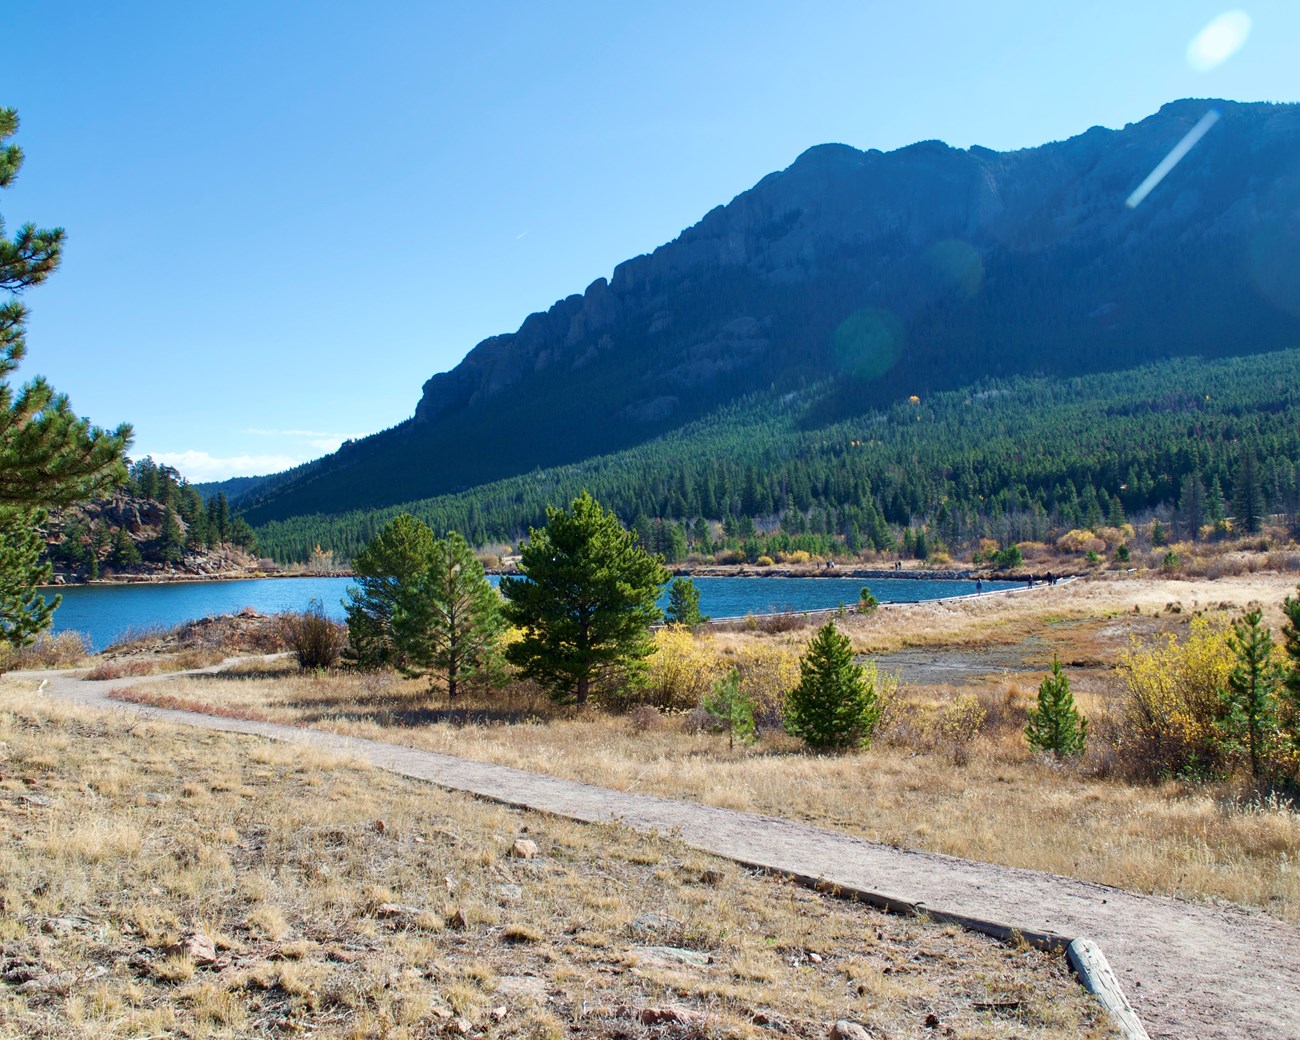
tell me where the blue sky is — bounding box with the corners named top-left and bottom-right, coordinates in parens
top-left (2, 2), bottom-right (1295, 481)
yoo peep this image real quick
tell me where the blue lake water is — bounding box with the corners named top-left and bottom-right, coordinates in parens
top-left (44, 575), bottom-right (1018, 651)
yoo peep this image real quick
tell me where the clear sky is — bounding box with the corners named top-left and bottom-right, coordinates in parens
top-left (2, 2), bottom-right (1296, 481)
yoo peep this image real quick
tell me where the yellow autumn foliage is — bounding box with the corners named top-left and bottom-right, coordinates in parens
top-left (641, 626), bottom-right (729, 711)
top-left (1115, 614), bottom-right (1234, 779)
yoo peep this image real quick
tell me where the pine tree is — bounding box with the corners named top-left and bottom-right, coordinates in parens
top-left (785, 621), bottom-right (879, 751)
top-left (665, 576), bottom-right (707, 626)
top-left (0, 108), bottom-right (129, 647)
top-left (110, 525), bottom-right (141, 568)
top-left (344, 513), bottom-right (438, 669)
top-left (703, 666), bottom-right (756, 749)
top-left (1220, 607), bottom-right (1280, 780)
top-left (156, 505), bottom-right (185, 564)
top-left (1025, 655), bottom-right (1087, 758)
top-left (395, 530), bottom-right (506, 699)
top-left (1233, 446), bottom-right (1265, 535)
top-left (1281, 587), bottom-right (1300, 752)
top-left (501, 491), bottom-right (669, 706)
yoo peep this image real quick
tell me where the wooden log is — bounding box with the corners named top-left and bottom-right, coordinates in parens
top-left (1067, 936), bottom-right (1150, 1040)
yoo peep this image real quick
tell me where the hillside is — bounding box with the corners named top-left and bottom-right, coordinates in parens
top-left (233, 98), bottom-right (1300, 531)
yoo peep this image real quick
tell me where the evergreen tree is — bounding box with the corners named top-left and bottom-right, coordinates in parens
top-left (1220, 607), bottom-right (1280, 780)
top-left (110, 525), bottom-right (141, 568)
top-left (344, 513), bottom-right (438, 669)
top-left (1233, 446), bottom-right (1265, 535)
top-left (395, 530), bottom-right (506, 699)
top-left (784, 621), bottom-right (879, 751)
top-left (501, 491), bottom-right (669, 706)
top-left (156, 505), bottom-right (184, 564)
top-left (0, 108), bottom-right (129, 646)
top-left (1179, 473), bottom-right (1206, 539)
top-left (702, 666), bottom-right (756, 749)
top-left (665, 576), bottom-right (708, 626)
top-left (1025, 655), bottom-right (1087, 758)
top-left (1281, 587), bottom-right (1300, 752)
top-left (0, 507), bottom-right (56, 648)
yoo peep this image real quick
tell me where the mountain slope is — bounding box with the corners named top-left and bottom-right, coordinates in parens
top-left (238, 98), bottom-right (1300, 526)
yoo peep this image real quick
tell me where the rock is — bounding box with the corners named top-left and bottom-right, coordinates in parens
top-left (165, 932), bottom-right (217, 964)
top-left (41, 916), bottom-right (95, 936)
top-left (829, 1021), bottom-right (876, 1040)
top-left (375, 902), bottom-right (423, 920)
top-left (446, 908), bottom-right (469, 930)
top-left (497, 883), bottom-right (523, 903)
top-left (809, 951), bottom-right (823, 964)
top-left (491, 1006), bottom-right (508, 1023)
top-left (924, 1012), bottom-right (941, 1029)
top-left (496, 975), bottom-right (548, 1002)
top-left (639, 1005), bottom-right (706, 1026)
top-left (698, 868), bottom-right (725, 885)
top-left (630, 912), bottom-right (682, 938)
top-left (631, 946), bottom-right (711, 969)
top-left (446, 1016), bottom-right (472, 1035)
top-left (510, 838), bottom-right (539, 859)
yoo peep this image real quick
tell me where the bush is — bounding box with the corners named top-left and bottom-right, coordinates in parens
top-left (727, 641), bottom-right (801, 728)
top-left (0, 630), bottom-right (92, 671)
top-left (935, 692), bottom-right (988, 765)
top-left (638, 626), bottom-right (727, 711)
top-left (279, 598), bottom-right (347, 670)
top-left (1115, 615), bottom-right (1234, 780)
top-left (785, 621), bottom-right (879, 751)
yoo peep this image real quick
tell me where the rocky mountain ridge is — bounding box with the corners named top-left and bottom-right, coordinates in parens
top-left (235, 98), bottom-right (1300, 525)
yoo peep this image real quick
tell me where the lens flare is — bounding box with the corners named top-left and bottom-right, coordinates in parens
top-left (1125, 109), bottom-right (1220, 209)
top-left (832, 308), bottom-right (903, 381)
top-left (1187, 10), bottom-right (1252, 72)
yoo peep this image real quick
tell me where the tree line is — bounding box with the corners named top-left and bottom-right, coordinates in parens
top-left (249, 349), bottom-right (1300, 564)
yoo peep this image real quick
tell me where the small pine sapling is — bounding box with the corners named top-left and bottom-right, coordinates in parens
top-left (665, 576), bottom-right (708, 626)
top-left (1220, 607), bottom-right (1280, 780)
top-left (785, 621), bottom-right (879, 751)
top-left (1025, 654), bottom-right (1087, 758)
top-left (1282, 587), bottom-right (1300, 752)
top-left (702, 666), bottom-right (756, 749)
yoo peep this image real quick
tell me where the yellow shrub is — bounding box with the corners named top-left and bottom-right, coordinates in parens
top-left (779, 550), bottom-right (811, 565)
top-left (755, 555), bottom-right (775, 567)
top-left (722, 642), bottom-right (802, 728)
top-left (1056, 529), bottom-right (1106, 554)
top-left (641, 627), bottom-right (728, 711)
top-left (1115, 614), bottom-right (1234, 779)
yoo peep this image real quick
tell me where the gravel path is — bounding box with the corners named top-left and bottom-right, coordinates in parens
top-left (19, 663), bottom-right (1300, 1040)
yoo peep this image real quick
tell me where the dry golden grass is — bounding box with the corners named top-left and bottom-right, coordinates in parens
top-left (0, 683), bottom-right (1110, 1039)
top-left (115, 571), bottom-right (1300, 929)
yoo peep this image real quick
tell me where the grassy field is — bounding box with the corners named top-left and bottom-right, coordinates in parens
top-left (0, 684), bottom-right (1112, 1039)
top-left (108, 571), bottom-right (1300, 928)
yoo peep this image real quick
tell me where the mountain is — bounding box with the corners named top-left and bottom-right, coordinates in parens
top-left (237, 98), bottom-right (1300, 527)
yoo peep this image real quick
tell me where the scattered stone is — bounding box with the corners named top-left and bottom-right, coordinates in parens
top-left (375, 903), bottom-right (423, 921)
top-left (497, 883), bottom-right (523, 903)
top-left (510, 838), bottom-right (539, 859)
top-left (41, 916), bottom-right (95, 936)
top-left (638, 1005), bottom-right (706, 1026)
top-left (496, 975), bottom-right (548, 1002)
top-left (446, 908), bottom-right (469, 931)
top-left (491, 1006), bottom-right (508, 1023)
top-left (15, 794), bottom-right (50, 807)
top-left (808, 951), bottom-right (823, 964)
top-left (829, 1020), bottom-right (876, 1040)
top-left (631, 945), bottom-right (711, 968)
top-left (630, 911), bottom-right (682, 937)
top-left (698, 868), bottom-right (725, 885)
top-left (165, 932), bottom-right (217, 964)
top-left (446, 1016), bottom-right (472, 1035)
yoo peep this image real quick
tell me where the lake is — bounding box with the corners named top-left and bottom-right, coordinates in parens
top-left (44, 574), bottom-right (1019, 651)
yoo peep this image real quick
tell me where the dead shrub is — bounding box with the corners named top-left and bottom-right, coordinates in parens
top-left (86, 659), bottom-right (156, 681)
top-left (627, 704), bottom-right (664, 733)
top-left (278, 599), bottom-right (347, 670)
top-left (0, 630), bottom-right (92, 671)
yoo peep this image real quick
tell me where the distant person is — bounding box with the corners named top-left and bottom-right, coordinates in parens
top-left (1026, 575), bottom-right (1034, 588)
top-left (1046, 570), bottom-right (1055, 586)
top-left (975, 578), bottom-right (983, 593)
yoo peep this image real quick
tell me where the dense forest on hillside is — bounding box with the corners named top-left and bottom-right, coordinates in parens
top-left (249, 350), bottom-right (1300, 564)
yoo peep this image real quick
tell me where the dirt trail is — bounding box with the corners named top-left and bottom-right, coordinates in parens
top-left (19, 662), bottom-right (1300, 1040)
